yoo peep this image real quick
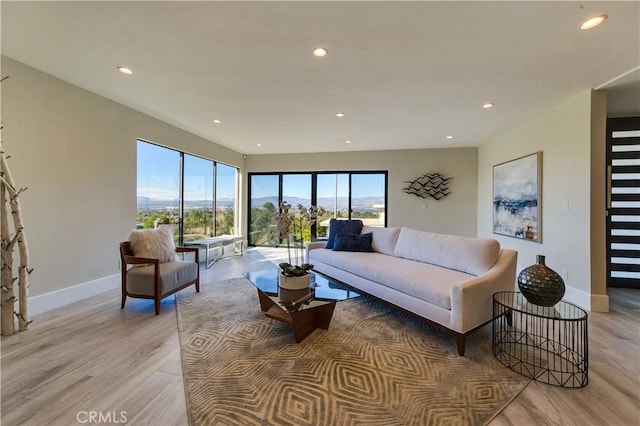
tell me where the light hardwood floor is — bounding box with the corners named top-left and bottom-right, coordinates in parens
top-left (1, 248), bottom-right (638, 426)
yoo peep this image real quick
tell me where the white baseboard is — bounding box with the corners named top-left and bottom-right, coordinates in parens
top-left (517, 265), bottom-right (610, 313)
top-left (563, 285), bottom-right (591, 311)
top-left (28, 274), bottom-right (120, 316)
top-left (563, 285), bottom-right (609, 312)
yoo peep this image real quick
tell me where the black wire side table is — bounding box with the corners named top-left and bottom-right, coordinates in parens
top-left (492, 291), bottom-right (588, 388)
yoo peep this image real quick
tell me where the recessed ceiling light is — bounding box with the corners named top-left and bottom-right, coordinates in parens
top-left (446, 135), bottom-right (454, 140)
top-left (313, 47), bottom-right (328, 57)
top-left (212, 119), bottom-right (221, 124)
top-left (256, 143), bottom-right (262, 147)
top-left (336, 112), bottom-right (345, 118)
top-left (345, 140), bottom-right (352, 144)
top-left (483, 102), bottom-right (495, 109)
top-left (581, 15), bottom-right (607, 30)
top-left (117, 66), bottom-right (133, 75)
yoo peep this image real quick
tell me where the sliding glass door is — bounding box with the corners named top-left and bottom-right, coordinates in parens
top-left (249, 174), bottom-right (279, 246)
top-left (351, 173), bottom-right (387, 227)
top-left (248, 171), bottom-right (387, 246)
top-left (316, 173), bottom-right (349, 238)
top-left (283, 174), bottom-right (313, 245)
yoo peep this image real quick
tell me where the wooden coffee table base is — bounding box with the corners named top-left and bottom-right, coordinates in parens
top-left (257, 290), bottom-right (336, 343)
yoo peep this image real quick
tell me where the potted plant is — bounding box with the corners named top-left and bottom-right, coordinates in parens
top-left (275, 201), bottom-right (324, 290)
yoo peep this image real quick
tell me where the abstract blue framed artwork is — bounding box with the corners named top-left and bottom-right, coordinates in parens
top-left (492, 152), bottom-right (542, 242)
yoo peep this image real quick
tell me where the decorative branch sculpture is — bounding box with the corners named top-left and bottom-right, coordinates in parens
top-left (1, 75), bottom-right (32, 335)
top-left (402, 172), bottom-right (452, 200)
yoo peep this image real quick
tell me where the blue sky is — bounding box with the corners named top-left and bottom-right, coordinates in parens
top-left (137, 141), bottom-right (236, 199)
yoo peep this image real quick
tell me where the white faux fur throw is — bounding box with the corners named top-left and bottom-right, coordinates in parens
top-left (129, 227), bottom-right (179, 262)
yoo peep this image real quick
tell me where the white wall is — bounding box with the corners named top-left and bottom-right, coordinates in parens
top-left (245, 148), bottom-right (478, 237)
top-left (3, 54), bottom-right (611, 316)
top-left (1, 57), bottom-right (243, 302)
top-left (477, 89), bottom-right (608, 311)
top-left (1, 57), bottom-right (477, 313)
top-left (3, 55), bottom-right (609, 314)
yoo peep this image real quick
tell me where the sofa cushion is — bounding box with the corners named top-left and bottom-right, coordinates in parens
top-left (333, 232), bottom-right (373, 252)
top-left (126, 260), bottom-right (197, 295)
top-left (309, 249), bottom-right (473, 310)
top-left (361, 226), bottom-right (401, 255)
top-left (326, 219), bottom-right (364, 249)
top-left (393, 228), bottom-right (500, 276)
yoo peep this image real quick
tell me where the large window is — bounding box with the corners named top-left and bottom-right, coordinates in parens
top-left (136, 142), bottom-right (181, 241)
top-left (248, 171), bottom-right (387, 246)
top-left (183, 154), bottom-right (214, 242)
top-left (136, 140), bottom-right (238, 243)
top-left (216, 163), bottom-right (237, 236)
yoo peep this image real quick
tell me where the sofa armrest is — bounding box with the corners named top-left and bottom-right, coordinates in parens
top-left (305, 241), bottom-right (327, 260)
top-left (307, 241), bottom-right (327, 250)
top-left (450, 249), bottom-right (518, 333)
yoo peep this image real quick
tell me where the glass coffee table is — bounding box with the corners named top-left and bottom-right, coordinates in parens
top-left (243, 269), bottom-right (360, 343)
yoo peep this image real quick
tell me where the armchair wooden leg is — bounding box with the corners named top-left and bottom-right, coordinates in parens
top-left (154, 297), bottom-right (161, 315)
top-left (195, 280), bottom-right (200, 293)
top-left (121, 294), bottom-right (127, 309)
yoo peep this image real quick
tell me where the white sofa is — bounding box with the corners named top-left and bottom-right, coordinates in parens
top-left (306, 226), bottom-right (518, 355)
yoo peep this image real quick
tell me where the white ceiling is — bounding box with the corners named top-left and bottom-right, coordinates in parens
top-left (2, 1), bottom-right (639, 155)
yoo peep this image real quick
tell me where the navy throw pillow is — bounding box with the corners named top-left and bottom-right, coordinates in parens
top-left (326, 219), bottom-right (364, 249)
top-left (333, 232), bottom-right (373, 252)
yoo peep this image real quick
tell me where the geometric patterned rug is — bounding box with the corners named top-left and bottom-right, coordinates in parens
top-left (176, 276), bottom-right (530, 426)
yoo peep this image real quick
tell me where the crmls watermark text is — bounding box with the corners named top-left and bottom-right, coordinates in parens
top-left (76, 411), bottom-right (128, 424)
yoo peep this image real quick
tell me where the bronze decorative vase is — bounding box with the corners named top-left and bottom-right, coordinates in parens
top-left (517, 255), bottom-right (565, 307)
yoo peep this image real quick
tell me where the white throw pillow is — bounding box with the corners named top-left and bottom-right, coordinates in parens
top-left (129, 227), bottom-right (179, 263)
top-left (361, 226), bottom-right (401, 255)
